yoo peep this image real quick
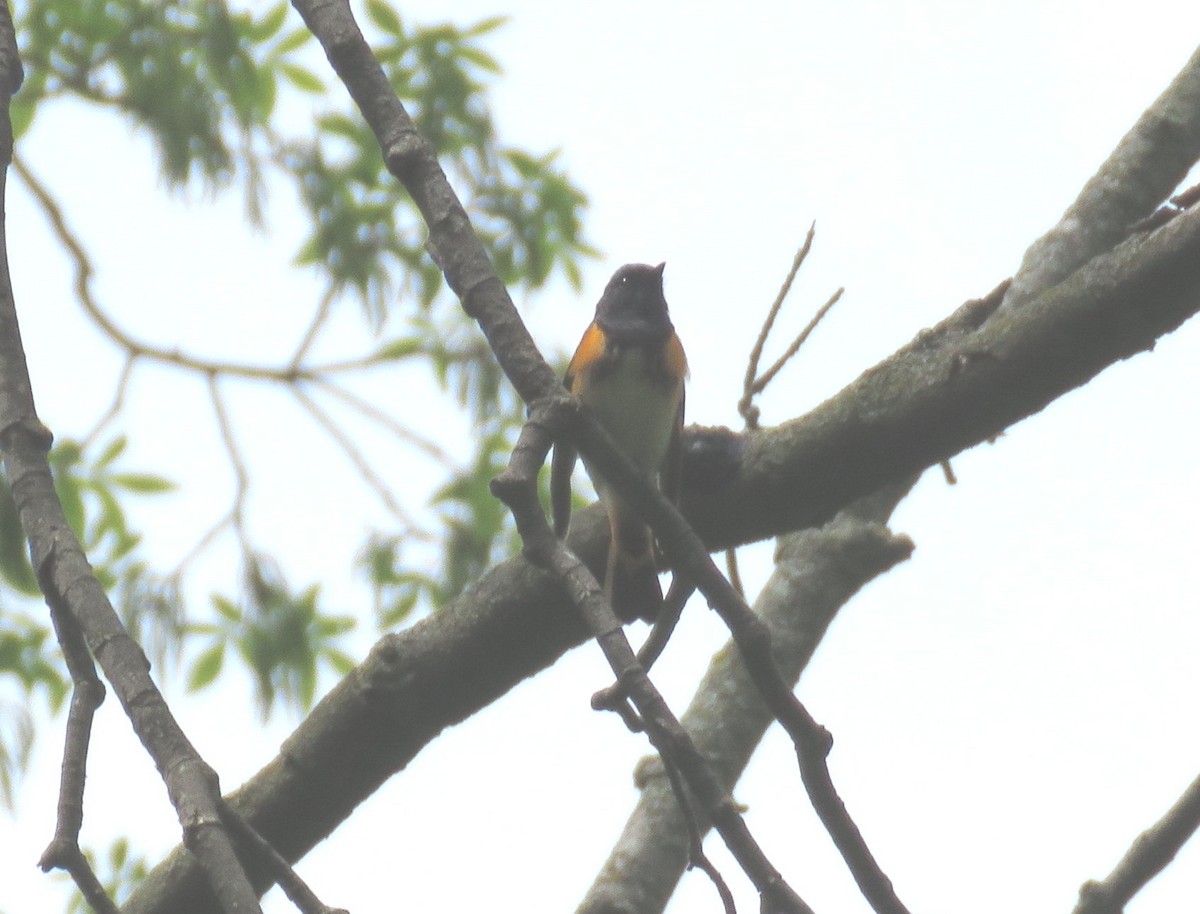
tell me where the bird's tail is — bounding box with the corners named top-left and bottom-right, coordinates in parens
top-left (606, 509), bottom-right (663, 622)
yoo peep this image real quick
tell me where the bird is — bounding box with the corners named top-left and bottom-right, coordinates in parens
top-left (551, 262), bottom-right (687, 621)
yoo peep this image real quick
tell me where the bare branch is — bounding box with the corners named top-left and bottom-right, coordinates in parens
top-left (738, 227), bottom-right (816, 428)
top-left (126, 16), bottom-right (1200, 914)
top-left (36, 579), bottom-right (115, 914)
top-left (80, 354), bottom-right (137, 452)
top-left (491, 401), bottom-right (813, 913)
top-left (311, 376), bottom-right (452, 463)
top-left (1073, 772), bottom-right (1200, 914)
top-left (293, 384), bottom-right (412, 524)
top-left (1005, 44), bottom-right (1200, 309)
top-left (288, 287), bottom-right (337, 370)
top-left (125, 195), bottom-right (1200, 914)
top-left (208, 375), bottom-right (251, 543)
top-left (220, 804), bottom-right (348, 914)
top-left (579, 484), bottom-right (915, 914)
top-left (750, 286), bottom-right (844, 398)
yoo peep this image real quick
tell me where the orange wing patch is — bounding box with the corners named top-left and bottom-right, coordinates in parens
top-left (565, 321), bottom-right (607, 394)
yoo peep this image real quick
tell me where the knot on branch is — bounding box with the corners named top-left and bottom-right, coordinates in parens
top-left (383, 130), bottom-right (425, 178)
top-left (0, 414), bottom-right (54, 453)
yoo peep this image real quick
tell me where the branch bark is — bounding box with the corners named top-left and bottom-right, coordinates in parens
top-left (1004, 44), bottom-right (1200, 310)
top-left (124, 188), bottom-right (1200, 911)
top-left (578, 484), bottom-right (915, 914)
top-left (117, 10), bottom-right (1200, 913)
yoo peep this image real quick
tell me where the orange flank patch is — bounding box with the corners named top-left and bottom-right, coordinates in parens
top-left (565, 321), bottom-right (607, 394)
top-left (665, 331), bottom-right (689, 382)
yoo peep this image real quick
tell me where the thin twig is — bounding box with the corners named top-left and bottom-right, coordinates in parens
top-left (312, 377), bottom-right (452, 463)
top-left (724, 547), bottom-right (744, 598)
top-left (14, 154), bottom-right (417, 384)
top-left (738, 226), bottom-right (816, 428)
top-left (750, 287), bottom-right (844, 398)
top-left (36, 562), bottom-right (115, 914)
top-left (220, 804), bottom-right (347, 914)
top-left (289, 287), bottom-right (337, 370)
top-left (207, 374), bottom-right (251, 551)
top-left (592, 577), bottom-right (696, 714)
top-left (293, 384), bottom-right (412, 524)
top-left (81, 354), bottom-right (137, 452)
top-left (657, 745), bottom-right (737, 914)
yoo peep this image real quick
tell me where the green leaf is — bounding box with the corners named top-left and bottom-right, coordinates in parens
top-left (187, 642), bottom-right (226, 691)
top-left (54, 472), bottom-right (87, 543)
top-left (323, 648), bottom-right (358, 676)
top-left (373, 338), bottom-right (423, 361)
top-left (317, 113), bottom-right (363, 140)
top-left (458, 46), bottom-right (501, 75)
top-left (461, 15), bottom-right (508, 37)
top-left (110, 473), bottom-right (177, 494)
top-left (279, 62), bottom-right (325, 94)
top-left (247, 3), bottom-right (289, 42)
top-left (211, 594), bottom-right (242, 623)
top-left (10, 98), bottom-right (35, 140)
top-left (366, 0), bottom-right (404, 37)
top-left (0, 483), bottom-right (38, 596)
top-left (313, 615), bottom-right (356, 638)
top-left (95, 436), bottom-right (127, 469)
top-left (272, 27), bottom-right (313, 56)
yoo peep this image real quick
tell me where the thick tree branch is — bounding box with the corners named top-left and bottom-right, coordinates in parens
top-left (125, 192), bottom-right (1200, 910)
top-left (1004, 44), bottom-right (1200, 310)
top-left (125, 8), bottom-right (1200, 903)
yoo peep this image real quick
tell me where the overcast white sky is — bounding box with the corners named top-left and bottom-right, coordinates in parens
top-left (5, 2), bottom-right (1200, 913)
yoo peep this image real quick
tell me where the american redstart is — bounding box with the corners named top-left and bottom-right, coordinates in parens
top-left (551, 262), bottom-right (687, 621)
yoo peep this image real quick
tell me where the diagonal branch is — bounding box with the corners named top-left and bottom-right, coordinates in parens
top-left (0, 19), bottom-right (263, 914)
top-left (579, 483), bottom-right (915, 914)
top-left (1004, 43), bottom-right (1200, 310)
top-left (1073, 772), bottom-right (1200, 914)
top-left (294, 2), bottom-right (910, 911)
top-left (125, 17), bottom-right (1200, 914)
top-left (125, 182), bottom-right (1200, 914)
top-left (493, 404), bottom-right (812, 913)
